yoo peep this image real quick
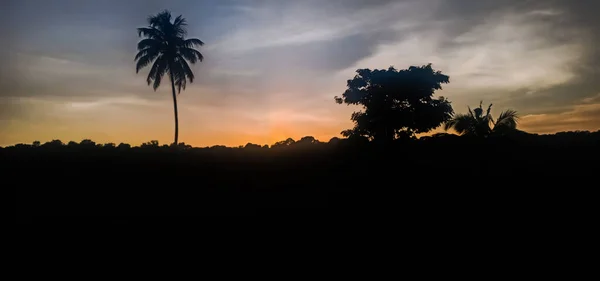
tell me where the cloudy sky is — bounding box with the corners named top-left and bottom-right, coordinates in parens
top-left (1, 0), bottom-right (599, 146)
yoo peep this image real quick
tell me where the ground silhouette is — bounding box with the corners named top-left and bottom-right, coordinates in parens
top-left (10, 130), bottom-right (599, 222)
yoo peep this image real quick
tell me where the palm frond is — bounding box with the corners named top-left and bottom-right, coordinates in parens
top-left (494, 109), bottom-right (519, 131)
top-left (135, 51), bottom-right (160, 73)
top-left (137, 27), bottom-right (164, 40)
top-left (171, 57), bottom-right (194, 93)
top-left (153, 60), bottom-right (169, 90)
top-left (183, 38), bottom-right (204, 48)
top-left (146, 55), bottom-right (169, 90)
top-left (148, 10), bottom-right (171, 27)
top-left (173, 15), bottom-right (187, 27)
top-left (146, 54), bottom-right (163, 84)
top-left (173, 18), bottom-right (187, 37)
top-left (451, 114), bottom-right (475, 135)
top-left (173, 27), bottom-right (187, 38)
top-left (444, 114), bottom-right (474, 135)
top-left (137, 38), bottom-right (161, 51)
top-left (176, 78), bottom-right (186, 93)
top-left (179, 47), bottom-right (203, 63)
top-left (176, 56), bottom-right (195, 82)
top-left (134, 47), bottom-right (158, 62)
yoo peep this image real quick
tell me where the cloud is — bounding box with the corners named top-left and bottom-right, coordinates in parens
top-left (520, 102), bottom-right (600, 133)
top-left (0, 97), bottom-right (63, 122)
top-left (206, 0), bottom-right (412, 53)
top-left (65, 96), bottom-right (164, 110)
top-left (527, 9), bottom-right (563, 17)
top-left (519, 91), bottom-right (600, 133)
top-left (0, 51), bottom-right (179, 106)
top-left (337, 7), bottom-right (583, 95)
top-left (1, 0), bottom-right (600, 145)
top-left (20, 55), bottom-right (104, 77)
top-left (328, 1), bottom-right (598, 130)
top-left (582, 93), bottom-right (600, 104)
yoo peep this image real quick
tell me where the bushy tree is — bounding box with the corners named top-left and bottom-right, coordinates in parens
top-left (335, 64), bottom-right (453, 143)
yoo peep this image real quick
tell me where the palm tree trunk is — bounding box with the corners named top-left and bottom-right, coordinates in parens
top-left (169, 71), bottom-right (179, 145)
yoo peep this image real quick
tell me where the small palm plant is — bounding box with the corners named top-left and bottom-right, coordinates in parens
top-left (444, 101), bottom-right (519, 137)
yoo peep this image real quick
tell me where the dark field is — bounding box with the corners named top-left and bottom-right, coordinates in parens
top-left (10, 131), bottom-right (599, 223)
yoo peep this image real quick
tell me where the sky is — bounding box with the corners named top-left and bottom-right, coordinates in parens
top-left (1, 0), bottom-right (599, 147)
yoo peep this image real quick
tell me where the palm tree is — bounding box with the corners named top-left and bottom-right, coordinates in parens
top-left (443, 101), bottom-right (519, 137)
top-left (135, 10), bottom-right (204, 145)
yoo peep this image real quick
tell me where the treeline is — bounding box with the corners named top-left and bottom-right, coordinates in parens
top-left (11, 129), bottom-right (599, 221)
top-left (3, 130), bottom-right (599, 152)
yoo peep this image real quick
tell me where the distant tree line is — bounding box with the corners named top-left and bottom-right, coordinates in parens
top-left (3, 130), bottom-right (599, 152)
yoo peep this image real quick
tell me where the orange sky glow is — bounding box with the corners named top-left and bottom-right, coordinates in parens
top-left (1, 0), bottom-right (599, 147)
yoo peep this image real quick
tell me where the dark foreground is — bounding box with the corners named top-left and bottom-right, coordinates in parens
top-left (10, 132), bottom-right (599, 223)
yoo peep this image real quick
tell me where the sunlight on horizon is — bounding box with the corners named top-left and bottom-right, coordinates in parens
top-left (1, 0), bottom-right (599, 146)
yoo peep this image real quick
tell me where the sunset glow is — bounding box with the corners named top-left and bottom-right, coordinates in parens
top-left (1, 0), bottom-right (599, 147)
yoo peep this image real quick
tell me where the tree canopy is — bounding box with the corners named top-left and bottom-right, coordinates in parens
top-left (135, 10), bottom-right (204, 92)
top-left (335, 64), bottom-right (454, 142)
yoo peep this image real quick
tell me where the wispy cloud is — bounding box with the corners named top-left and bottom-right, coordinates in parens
top-left (65, 96), bottom-right (163, 110)
top-left (582, 93), bottom-right (600, 104)
top-left (519, 92), bottom-right (600, 133)
top-left (527, 9), bottom-right (563, 17)
top-left (206, 1), bottom-right (422, 53)
top-left (520, 102), bottom-right (600, 133)
top-left (18, 54), bottom-right (100, 77)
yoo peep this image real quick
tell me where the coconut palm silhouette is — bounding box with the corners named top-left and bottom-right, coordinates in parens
top-left (135, 10), bottom-right (204, 145)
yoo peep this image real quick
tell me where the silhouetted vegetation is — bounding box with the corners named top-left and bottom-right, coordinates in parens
top-left (135, 10), bottom-right (204, 145)
top-left (444, 101), bottom-right (519, 137)
top-left (7, 5), bottom-right (598, 222)
top-left (335, 64), bottom-right (453, 143)
top-left (10, 130), bottom-right (599, 222)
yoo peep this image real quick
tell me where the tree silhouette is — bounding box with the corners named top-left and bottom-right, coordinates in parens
top-left (141, 140), bottom-right (160, 148)
top-left (80, 139), bottom-right (96, 147)
top-left (298, 136), bottom-right (318, 144)
top-left (335, 64), bottom-right (453, 143)
top-left (244, 143), bottom-right (262, 149)
top-left (43, 140), bottom-right (64, 148)
top-left (104, 143), bottom-right (116, 148)
top-left (272, 138), bottom-right (296, 148)
top-left (443, 101), bottom-right (519, 137)
top-left (135, 10), bottom-right (204, 145)
top-left (117, 143), bottom-right (131, 149)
